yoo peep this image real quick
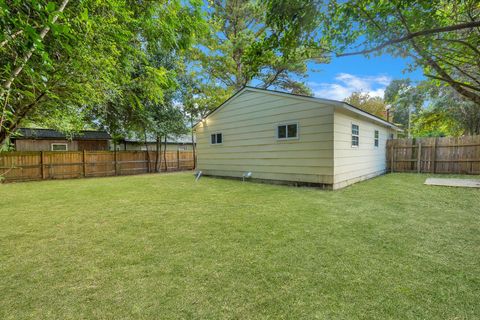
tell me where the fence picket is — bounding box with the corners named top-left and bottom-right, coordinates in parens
top-left (387, 135), bottom-right (480, 174)
top-left (0, 150), bottom-right (194, 182)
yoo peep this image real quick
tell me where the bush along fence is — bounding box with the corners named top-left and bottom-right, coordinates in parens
top-left (387, 135), bottom-right (480, 174)
top-left (0, 150), bottom-right (195, 182)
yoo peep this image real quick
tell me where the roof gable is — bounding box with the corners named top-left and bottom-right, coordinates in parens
top-left (194, 86), bottom-right (401, 130)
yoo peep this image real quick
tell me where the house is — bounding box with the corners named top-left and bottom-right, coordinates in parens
top-left (193, 87), bottom-right (401, 189)
top-left (112, 134), bottom-right (195, 151)
top-left (12, 128), bottom-right (111, 151)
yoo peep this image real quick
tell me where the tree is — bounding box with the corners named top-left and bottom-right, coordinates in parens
top-left (193, 0), bottom-right (326, 95)
top-left (1, 0), bottom-right (91, 145)
top-left (414, 83), bottom-right (480, 136)
top-left (411, 108), bottom-right (463, 137)
top-left (179, 72), bottom-right (231, 169)
top-left (0, 0), bottom-right (203, 146)
top-left (147, 97), bottom-right (187, 173)
top-left (325, 0), bottom-right (480, 107)
top-left (1, 0), bottom-right (70, 92)
top-left (386, 79), bottom-right (480, 137)
top-left (344, 91), bottom-right (387, 118)
top-left (383, 79), bottom-right (425, 134)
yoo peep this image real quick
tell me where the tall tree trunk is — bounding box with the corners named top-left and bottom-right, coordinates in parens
top-left (155, 135), bottom-right (160, 172)
top-left (158, 136), bottom-right (163, 172)
top-left (163, 135), bottom-right (168, 172)
top-left (144, 130), bottom-right (151, 173)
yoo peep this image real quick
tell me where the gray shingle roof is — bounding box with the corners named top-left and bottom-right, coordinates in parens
top-left (15, 128), bottom-right (111, 140)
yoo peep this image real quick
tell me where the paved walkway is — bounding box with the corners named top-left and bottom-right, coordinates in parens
top-left (425, 178), bottom-right (480, 188)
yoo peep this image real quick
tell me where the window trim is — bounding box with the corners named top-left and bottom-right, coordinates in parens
top-left (351, 123), bottom-right (359, 148)
top-left (276, 122), bottom-right (299, 140)
top-left (374, 130), bottom-right (379, 148)
top-left (210, 132), bottom-right (223, 145)
top-left (51, 143), bottom-right (68, 151)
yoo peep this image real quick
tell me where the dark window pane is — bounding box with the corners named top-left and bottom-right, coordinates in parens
top-left (287, 124), bottom-right (298, 138)
top-left (278, 125), bottom-right (287, 138)
top-left (352, 124), bottom-right (359, 135)
top-left (216, 133), bottom-right (222, 144)
top-left (211, 134), bottom-right (216, 144)
top-left (52, 144), bottom-right (67, 151)
top-left (352, 136), bottom-right (359, 146)
top-left (375, 139), bottom-right (379, 147)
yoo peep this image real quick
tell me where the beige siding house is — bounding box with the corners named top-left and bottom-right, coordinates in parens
top-left (194, 87), bottom-right (400, 189)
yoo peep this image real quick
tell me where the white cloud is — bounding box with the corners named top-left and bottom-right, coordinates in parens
top-left (309, 73), bottom-right (392, 101)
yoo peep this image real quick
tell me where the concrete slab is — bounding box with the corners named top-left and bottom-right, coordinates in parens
top-left (425, 178), bottom-right (480, 188)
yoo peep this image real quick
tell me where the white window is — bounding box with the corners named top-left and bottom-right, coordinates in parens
top-left (210, 133), bottom-right (222, 145)
top-left (51, 143), bottom-right (68, 151)
top-left (351, 124), bottom-right (359, 147)
top-left (277, 123), bottom-right (298, 140)
top-left (374, 130), bottom-right (379, 147)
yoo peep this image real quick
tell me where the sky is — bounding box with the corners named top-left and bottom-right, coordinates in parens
top-left (307, 54), bottom-right (425, 101)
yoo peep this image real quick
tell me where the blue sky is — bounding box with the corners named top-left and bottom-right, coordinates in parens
top-left (307, 54), bottom-right (425, 100)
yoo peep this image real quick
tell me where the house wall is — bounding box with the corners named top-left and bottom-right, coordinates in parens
top-left (333, 108), bottom-right (397, 189)
top-left (195, 90), bottom-right (335, 184)
top-left (15, 139), bottom-right (78, 151)
top-left (14, 139), bottom-right (109, 151)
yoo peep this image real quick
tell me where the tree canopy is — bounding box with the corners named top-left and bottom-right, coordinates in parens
top-left (325, 0), bottom-right (480, 106)
top-left (0, 0), bottom-right (203, 146)
top-left (344, 91), bottom-right (387, 119)
top-left (192, 0), bottom-right (326, 95)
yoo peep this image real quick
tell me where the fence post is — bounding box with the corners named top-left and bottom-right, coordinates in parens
top-left (41, 151), bottom-right (46, 179)
top-left (417, 143), bottom-right (422, 173)
top-left (432, 138), bottom-right (438, 173)
top-left (83, 150), bottom-right (87, 177)
top-left (177, 149), bottom-right (180, 170)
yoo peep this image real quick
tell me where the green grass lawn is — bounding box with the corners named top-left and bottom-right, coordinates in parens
top-left (0, 173), bottom-right (479, 319)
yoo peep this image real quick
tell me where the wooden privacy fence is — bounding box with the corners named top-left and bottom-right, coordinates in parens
top-left (387, 135), bottom-right (480, 174)
top-left (0, 150), bottom-right (194, 182)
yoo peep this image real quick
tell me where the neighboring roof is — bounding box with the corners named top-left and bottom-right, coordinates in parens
top-left (15, 128), bottom-right (111, 140)
top-left (121, 134), bottom-right (194, 144)
top-left (193, 86), bottom-right (402, 131)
